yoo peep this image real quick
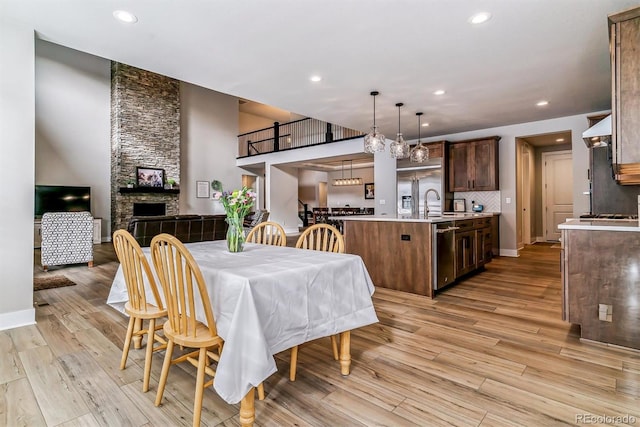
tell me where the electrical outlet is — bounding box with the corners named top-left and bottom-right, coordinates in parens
top-left (380, 199), bottom-right (386, 205)
top-left (598, 303), bottom-right (612, 322)
top-left (505, 197), bottom-right (512, 204)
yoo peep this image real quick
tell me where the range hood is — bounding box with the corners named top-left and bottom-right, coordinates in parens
top-left (582, 114), bottom-right (611, 148)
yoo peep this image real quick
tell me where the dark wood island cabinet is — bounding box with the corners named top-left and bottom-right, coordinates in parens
top-left (342, 214), bottom-right (495, 298)
top-left (560, 219), bottom-right (640, 350)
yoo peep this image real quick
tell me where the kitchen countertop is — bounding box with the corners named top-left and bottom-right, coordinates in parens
top-left (559, 218), bottom-right (640, 232)
top-left (332, 212), bottom-right (498, 223)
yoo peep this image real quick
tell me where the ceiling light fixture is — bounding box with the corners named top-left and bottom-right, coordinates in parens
top-left (433, 90), bottom-right (446, 96)
top-left (310, 75), bottom-right (322, 82)
top-left (469, 12), bottom-right (491, 24)
top-left (410, 112), bottom-right (429, 163)
top-left (333, 160), bottom-right (363, 186)
top-left (536, 100), bottom-right (549, 106)
top-left (389, 103), bottom-right (410, 159)
top-left (364, 91), bottom-right (385, 153)
top-left (113, 10), bottom-right (138, 24)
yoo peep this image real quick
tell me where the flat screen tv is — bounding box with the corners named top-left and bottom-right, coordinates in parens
top-left (35, 185), bottom-right (91, 218)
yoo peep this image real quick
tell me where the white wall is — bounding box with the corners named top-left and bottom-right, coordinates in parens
top-left (298, 169), bottom-right (327, 208)
top-left (0, 19), bottom-right (36, 329)
top-left (35, 40), bottom-right (111, 239)
top-left (179, 82), bottom-right (242, 214)
top-left (268, 165), bottom-right (300, 234)
top-left (327, 167), bottom-right (375, 208)
top-left (239, 111), bottom-right (276, 135)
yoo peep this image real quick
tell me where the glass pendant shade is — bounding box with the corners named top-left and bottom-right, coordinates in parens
top-left (410, 143), bottom-right (430, 163)
top-left (390, 102), bottom-right (410, 159)
top-left (364, 91), bottom-right (385, 153)
top-left (390, 133), bottom-right (410, 158)
top-left (410, 112), bottom-right (430, 163)
top-left (364, 126), bottom-right (386, 153)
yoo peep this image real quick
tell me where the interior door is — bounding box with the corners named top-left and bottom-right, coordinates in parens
top-left (542, 151), bottom-right (573, 241)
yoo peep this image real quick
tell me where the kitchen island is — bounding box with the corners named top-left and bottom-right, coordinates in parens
top-left (340, 213), bottom-right (498, 298)
top-left (559, 218), bottom-right (640, 350)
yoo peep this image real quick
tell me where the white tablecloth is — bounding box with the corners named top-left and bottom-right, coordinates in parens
top-left (107, 240), bottom-right (378, 403)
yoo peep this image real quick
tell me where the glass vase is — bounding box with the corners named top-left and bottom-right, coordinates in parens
top-left (226, 216), bottom-right (245, 253)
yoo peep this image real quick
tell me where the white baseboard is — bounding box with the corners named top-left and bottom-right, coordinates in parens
top-left (499, 249), bottom-right (519, 257)
top-left (0, 307), bottom-right (36, 331)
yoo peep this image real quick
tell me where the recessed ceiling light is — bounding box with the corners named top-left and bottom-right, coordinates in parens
top-left (422, 123), bottom-right (430, 127)
top-left (536, 100), bottom-right (549, 107)
top-left (469, 12), bottom-right (491, 25)
top-left (310, 75), bottom-right (322, 82)
top-left (113, 10), bottom-right (138, 24)
top-left (433, 90), bottom-right (446, 96)
top-left (556, 138), bottom-right (565, 142)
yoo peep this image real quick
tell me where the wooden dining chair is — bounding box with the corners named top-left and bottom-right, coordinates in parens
top-left (112, 229), bottom-right (167, 393)
top-left (246, 221), bottom-right (287, 246)
top-left (150, 233), bottom-right (223, 427)
top-left (295, 222), bottom-right (345, 253)
top-left (290, 223), bottom-right (344, 381)
top-left (150, 233), bottom-right (263, 427)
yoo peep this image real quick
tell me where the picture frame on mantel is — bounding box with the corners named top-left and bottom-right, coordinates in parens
top-left (364, 183), bottom-right (375, 199)
top-left (196, 181), bottom-right (210, 198)
top-left (136, 167), bottom-right (164, 188)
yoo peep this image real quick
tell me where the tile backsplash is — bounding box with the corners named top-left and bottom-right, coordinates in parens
top-left (454, 191), bottom-right (501, 213)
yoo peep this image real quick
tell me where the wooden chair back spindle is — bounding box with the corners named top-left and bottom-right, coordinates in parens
top-left (246, 221), bottom-right (287, 247)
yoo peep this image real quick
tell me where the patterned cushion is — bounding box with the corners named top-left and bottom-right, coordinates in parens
top-left (41, 211), bottom-right (94, 267)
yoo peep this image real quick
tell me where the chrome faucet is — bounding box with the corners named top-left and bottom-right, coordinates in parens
top-left (424, 188), bottom-right (441, 218)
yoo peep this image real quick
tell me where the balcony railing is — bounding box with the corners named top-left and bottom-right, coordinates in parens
top-left (237, 118), bottom-right (365, 158)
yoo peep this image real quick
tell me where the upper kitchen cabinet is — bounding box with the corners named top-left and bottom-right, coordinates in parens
top-left (610, 6), bottom-right (640, 185)
top-left (448, 136), bottom-right (500, 192)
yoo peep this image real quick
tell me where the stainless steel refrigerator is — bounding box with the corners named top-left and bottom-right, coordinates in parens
top-left (397, 157), bottom-right (444, 218)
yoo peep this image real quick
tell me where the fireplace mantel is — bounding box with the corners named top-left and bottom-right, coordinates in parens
top-left (119, 187), bottom-right (180, 194)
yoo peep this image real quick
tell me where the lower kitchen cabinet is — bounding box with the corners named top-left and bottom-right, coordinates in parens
top-left (454, 217), bottom-right (493, 278)
top-left (454, 229), bottom-right (476, 277)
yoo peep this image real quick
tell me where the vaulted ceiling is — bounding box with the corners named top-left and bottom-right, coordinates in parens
top-left (5, 0), bottom-right (636, 141)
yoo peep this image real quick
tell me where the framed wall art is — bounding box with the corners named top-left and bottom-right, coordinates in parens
top-left (196, 180), bottom-right (210, 198)
top-left (364, 182), bottom-right (375, 199)
top-left (136, 167), bottom-right (165, 188)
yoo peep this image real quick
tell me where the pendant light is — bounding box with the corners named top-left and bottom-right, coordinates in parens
top-left (364, 91), bottom-right (385, 153)
top-left (410, 112), bottom-right (430, 163)
top-left (333, 160), bottom-right (363, 186)
top-left (389, 103), bottom-right (410, 159)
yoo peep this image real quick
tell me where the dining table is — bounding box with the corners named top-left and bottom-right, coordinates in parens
top-left (107, 239), bottom-right (379, 426)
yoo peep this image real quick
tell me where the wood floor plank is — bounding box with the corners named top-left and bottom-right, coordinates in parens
top-left (322, 388), bottom-right (419, 426)
top-left (55, 413), bottom-right (102, 427)
top-left (58, 350), bottom-right (148, 426)
top-left (393, 395), bottom-right (487, 427)
top-left (0, 378), bottom-right (46, 427)
top-left (35, 314), bottom-right (84, 357)
top-left (18, 345), bottom-right (89, 426)
top-left (0, 332), bottom-right (25, 384)
top-left (479, 378), bottom-right (606, 426)
top-left (75, 327), bottom-right (144, 386)
top-left (8, 325), bottom-right (47, 352)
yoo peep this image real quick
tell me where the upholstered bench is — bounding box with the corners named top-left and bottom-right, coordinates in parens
top-left (126, 214), bottom-right (228, 247)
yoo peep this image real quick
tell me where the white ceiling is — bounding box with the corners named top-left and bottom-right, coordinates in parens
top-left (5, 0), bottom-right (635, 142)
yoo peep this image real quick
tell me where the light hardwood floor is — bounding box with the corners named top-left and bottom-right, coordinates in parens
top-left (2, 243), bottom-right (639, 426)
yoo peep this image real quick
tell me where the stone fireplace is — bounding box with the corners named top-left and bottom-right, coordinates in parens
top-left (110, 63), bottom-right (181, 231)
